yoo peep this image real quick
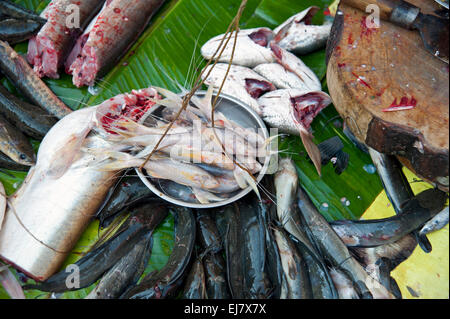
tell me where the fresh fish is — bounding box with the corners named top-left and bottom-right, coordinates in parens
top-left (272, 227), bottom-right (312, 299)
top-left (27, 0), bottom-right (106, 79)
top-left (121, 207), bottom-right (196, 299)
top-left (253, 63), bottom-right (313, 91)
top-left (201, 28), bottom-right (275, 68)
top-left (203, 252), bottom-right (230, 299)
top-left (297, 185), bottom-right (395, 299)
top-left (85, 231), bottom-right (153, 299)
top-left (420, 206), bottom-right (449, 235)
top-left (330, 189), bottom-right (447, 247)
top-left (182, 258), bottom-right (207, 299)
top-left (0, 84), bottom-right (57, 140)
top-left (329, 268), bottom-right (359, 299)
top-left (0, 40), bottom-right (72, 119)
top-left (0, 151), bottom-right (29, 171)
top-left (368, 147), bottom-right (433, 253)
top-left (269, 42), bottom-right (322, 92)
top-left (0, 88), bottom-right (159, 281)
top-left (158, 180), bottom-right (198, 203)
top-left (0, 0), bottom-right (46, 24)
top-left (273, 6), bottom-right (332, 55)
top-left (67, 0), bottom-right (166, 87)
top-left (96, 175), bottom-right (157, 227)
top-left (0, 265), bottom-right (25, 299)
top-left (196, 210), bottom-right (222, 254)
top-left (202, 63), bottom-right (276, 114)
top-left (239, 199), bottom-right (272, 299)
top-left (259, 91), bottom-right (331, 175)
top-left (0, 114), bottom-right (35, 166)
top-left (23, 202), bottom-right (168, 292)
top-left (0, 18), bottom-right (42, 44)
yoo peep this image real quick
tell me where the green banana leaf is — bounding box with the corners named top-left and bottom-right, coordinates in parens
top-left (0, 0), bottom-right (383, 299)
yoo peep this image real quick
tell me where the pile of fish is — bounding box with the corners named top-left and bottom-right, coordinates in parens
top-left (27, 0), bottom-right (165, 87)
top-left (19, 157), bottom-right (447, 299)
top-left (200, 6), bottom-right (334, 175)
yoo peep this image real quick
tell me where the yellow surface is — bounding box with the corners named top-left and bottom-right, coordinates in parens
top-left (362, 167), bottom-right (449, 299)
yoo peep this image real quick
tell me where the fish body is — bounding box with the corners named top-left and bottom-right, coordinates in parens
top-left (0, 18), bottom-right (42, 44)
top-left (85, 231), bottom-right (153, 299)
top-left (27, 0), bottom-right (106, 79)
top-left (203, 253), bottom-right (230, 299)
top-left (0, 84), bottom-right (57, 139)
top-left (121, 207), bottom-right (196, 299)
top-left (329, 268), bottom-right (359, 299)
top-left (67, 0), bottom-right (165, 87)
top-left (202, 63), bottom-right (275, 114)
top-left (196, 210), bottom-right (222, 254)
top-left (253, 63), bottom-right (312, 90)
top-left (201, 28), bottom-right (275, 68)
top-left (0, 113), bottom-right (35, 166)
top-left (0, 0), bottom-right (46, 24)
top-left (0, 40), bottom-right (72, 119)
top-left (273, 6), bottom-right (331, 55)
top-left (182, 258), bottom-right (207, 299)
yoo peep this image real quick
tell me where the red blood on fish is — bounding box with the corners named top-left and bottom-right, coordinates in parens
top-left (291, 92), bottom-right (330, 129)
top-left (244, 79), bottom-right (276, 99)
top-left (114, 8), bottom-right (121, 14)
top-left (248, 28), bottom-right (273, 47)
top-left (300, 7), bottom-right (319, 25)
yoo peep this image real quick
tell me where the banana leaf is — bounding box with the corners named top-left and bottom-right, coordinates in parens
top-left (0, 0), bottom-right (383, 299)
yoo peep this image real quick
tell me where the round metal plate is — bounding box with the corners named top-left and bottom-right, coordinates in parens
top-left (136, 90), bottom-right (270, 208)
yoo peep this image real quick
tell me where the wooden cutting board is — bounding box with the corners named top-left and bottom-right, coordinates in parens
top-left (326, 0), bottom-right (449, 192)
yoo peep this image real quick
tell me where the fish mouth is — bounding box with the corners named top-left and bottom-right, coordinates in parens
top-left (290, 91), bottom-right (332, 129)
top-left (244, 78), bottom-right (276, 98)
top-left (248, 28), bottom-right (274, 47)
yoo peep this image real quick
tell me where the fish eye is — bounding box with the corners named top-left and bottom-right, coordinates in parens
top-left (19, 154), bottom-right (27, 160)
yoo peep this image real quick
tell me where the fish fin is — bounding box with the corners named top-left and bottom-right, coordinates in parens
top-left (152, 86), bottom-right (183, 103)
top-left (299, 129), bottom-right (322, 176)
top-left (318, 136), bottom-right (344, 165)
top-left (235, 167), bottom-right (261, 200)
top-left (0, 267), bottom-right (25, 299)
top-left (333, 150), bottom-right (349, 175)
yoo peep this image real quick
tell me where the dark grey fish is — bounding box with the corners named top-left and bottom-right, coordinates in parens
top-left (420, 206), bottom-right (449, 236)
top-left (0, 84), bottom-right (57, 139)
top-left (182, 258), bottom-right (206, 299)
top-left (0, 151), bottom-right (29, 171)
top-left (0, 113), bottom-right (35, 166)
top-left (23, 202), bottom-right (168, 293)
top-left (0, 18), bottom-right (41, 43)
top-left (203, 253), bottom-right (230, 299)
top-left (85, 232), bottom-right (153, 299)
top-left (196, 210), bottom-right (222, 254)
top-left (330, 189), bottom-right (447, 247)
top-left (0, 40), bottom-right (72, 119)
top-left (0, 0), bottom-right (46, 24)
top-left (121, 206), bottom-right (196, 299)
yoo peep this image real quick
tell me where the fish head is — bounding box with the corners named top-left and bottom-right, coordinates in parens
top-left (274, 6), bottom-right (320, 38)
top-left (290, 91), bottom-right (332, 130)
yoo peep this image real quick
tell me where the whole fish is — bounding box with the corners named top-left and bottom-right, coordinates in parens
top-left (67, 0), bottom-right (166, 87)
top-left (0, 40), bottom-right (72, 119)
top-left (272, 227), bottom-right (312, 299)
top-left (273, 6), bottom-right (332, 55)
top-left (201, 28), bottom-right (275, 68)
top-left (0, 88), bottom-right (159, 281)
top-left (203, 253), bottom-right (230, 299)
top-left (196, 210), bottom-right (222, 254)
top-left (27, 0), bottom-right (106, 79)
top-left (0, 0), bottom-right (46, 24)
top-left (0, 18), bottom-right (42, 44)
top-left (23, 202), bottom-right (168, 292)
top-left (85, 231), bottom-right (154, 299)
top-left (420, 206), bottom-right (449, 236)
top-left (253, 63), bottom-right (313, 90)
top-left (158, 180), bottom-right (198, 203)
top-left (121, 207), bottom-right (196, 299)
top-left (182, 258), bottom-right (207, 299)
top-left (202, 63), bottom-right (276, 115)
top-left (368, 148), bottom-right (432, 252)
top-left (96, 175), bottom-right (157, 227)
top-left (0, 113), bottom-right (35, 166)
top-left (330, 188), bottom-right (447, 247)
top-left (296, 185), bottom-right (394, 299)
top-left (0, 84), bottom-right (57, 140)
top-left (259, 91), bottom-right (331, 175)
top-left (0, 151), bottom-right (29, 171)
top-left (239, 199), bottom-right (272, 299)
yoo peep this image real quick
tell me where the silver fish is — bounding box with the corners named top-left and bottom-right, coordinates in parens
top-left (202, 63), bottom-right (276, 114)
top-left (201, 28), bottom-right (275, 67)
top-left (254, 63), bottom-right (313, 90)
top-left (329, 268), bottom-right (359, 299)
top-left (273, 6), bottom-right (332, 55)
top-left (420, 206), bottom-right (449, 236)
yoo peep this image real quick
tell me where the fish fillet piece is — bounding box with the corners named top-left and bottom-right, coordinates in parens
top-left (67, 0), bottom-right (165, 87)
top-left (27, 0), bottom-right (106, 79)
